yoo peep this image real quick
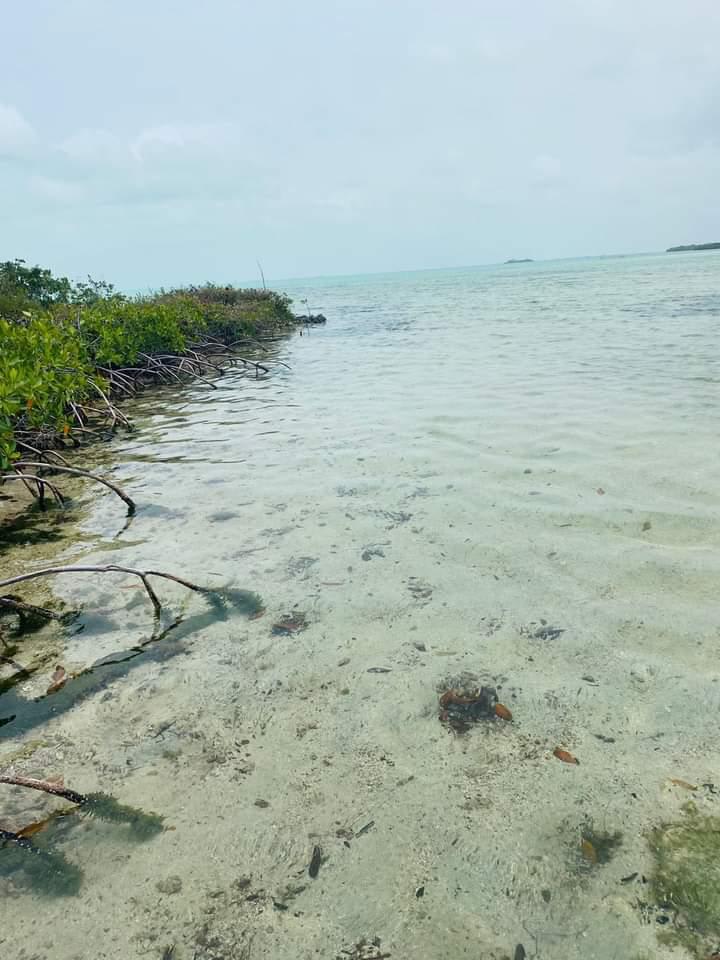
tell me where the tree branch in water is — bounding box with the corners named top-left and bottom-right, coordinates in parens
top-left (0, 565), bottom-right (206, 619)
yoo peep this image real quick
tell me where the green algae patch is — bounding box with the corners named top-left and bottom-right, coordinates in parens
top-left (80, 792), bottom-right (165, 840)
top-left (649, 806), bottom-right (720, 956)
top-left (206, 586), bottom-right (265, 620)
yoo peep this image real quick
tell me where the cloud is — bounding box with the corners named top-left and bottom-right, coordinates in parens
top-left (0, 104), bottom-right (36, 158)
top-left (1, 1), bottom-right (719, 284)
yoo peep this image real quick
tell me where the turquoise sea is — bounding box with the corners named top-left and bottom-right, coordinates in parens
top-left (2, 250), bottom-right (719, 959)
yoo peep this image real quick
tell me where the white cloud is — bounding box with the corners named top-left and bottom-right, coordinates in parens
top-left (0, 104), bottom-right (36, 158)
top-left (30, 174), bottom-right (85, 204)
top-left (131, 123), bottom-right (235, 161)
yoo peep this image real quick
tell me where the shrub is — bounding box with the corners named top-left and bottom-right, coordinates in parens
top-left (0, 316), bottom-right (101, 467)
top-left (78, 298), bottom-right (204, 367)
top-left (155, 284), bottom-right (294, 343)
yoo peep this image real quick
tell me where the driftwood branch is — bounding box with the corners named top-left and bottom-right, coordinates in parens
top-left (0, 775), bottom-right (86, 806)
top-left (0, 565), bottom-right (206, 619)
top-left (13, 462), bottom-right (135, 515)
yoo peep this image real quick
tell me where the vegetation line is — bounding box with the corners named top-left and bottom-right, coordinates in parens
top-left (0, 259), bottom-right (301, 475)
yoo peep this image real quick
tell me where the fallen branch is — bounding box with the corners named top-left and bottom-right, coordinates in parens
top-left (0, 565), bottom-right (206, 619)
top-left (0, 774), bottom-right (87, 805)
top-left (0, 595), bottom-right (65, 621)
top-left (13, 462), bottom-right (135, 515)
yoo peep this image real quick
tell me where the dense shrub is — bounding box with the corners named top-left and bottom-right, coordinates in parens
top-left (77, 298), bottom-right (204, 367)
top-left (155, 284), bottom-right (295, 342)
top-left (0, 316), bottom-right (101, 467)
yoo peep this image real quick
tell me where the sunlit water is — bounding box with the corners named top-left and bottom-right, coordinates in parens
top-left (2, 252), bottom-right (720, 959)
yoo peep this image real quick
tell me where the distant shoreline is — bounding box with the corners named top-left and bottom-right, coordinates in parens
top-left (666, 242), bottom-right (720, 253)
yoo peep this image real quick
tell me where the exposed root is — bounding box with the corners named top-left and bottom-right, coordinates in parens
top-left (0, 473), bottom-right (66, 508)
top-left (0, 565), bottom-right (206, 619)
top-left (14, 442), bottom-right (72, 467)
top-left (12, 462), bottom-right (135, 515)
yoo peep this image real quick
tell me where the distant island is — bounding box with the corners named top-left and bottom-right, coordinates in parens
top-left (504, 258), bottom-right (534, 264)
top-left (666, 242), bottom-right (720, 253)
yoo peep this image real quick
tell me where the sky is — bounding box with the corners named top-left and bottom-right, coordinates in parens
top-left (1, 0), bottom-right (719, 289)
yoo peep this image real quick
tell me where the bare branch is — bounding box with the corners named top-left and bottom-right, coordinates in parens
top-left (0, 775), bottom-right (87, 805)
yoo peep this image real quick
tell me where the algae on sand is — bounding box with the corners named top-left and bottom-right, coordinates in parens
top-left (649, 806), bottom-right (720, 956)
top-left (578, 820), bottom-right (622, 869)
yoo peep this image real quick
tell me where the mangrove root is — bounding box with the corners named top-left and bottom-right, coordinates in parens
top-left (0, 565), bottom-right (207, 619)
top-left (12, 462), bottom-right (135, 515)
top-left (0, 473), bottom-right (66, 508)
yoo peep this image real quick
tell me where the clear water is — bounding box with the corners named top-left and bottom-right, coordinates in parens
top-left (1, 252), bottom-right (719, 959)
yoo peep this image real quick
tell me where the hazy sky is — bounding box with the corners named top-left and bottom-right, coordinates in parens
top-left (2, 0), bottom-right (719, 288)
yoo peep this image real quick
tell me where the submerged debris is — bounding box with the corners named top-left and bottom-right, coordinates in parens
top-left (579, 821), bottom-right (622, 868)
top-left (438, 685), bottom-right (512, 731)
top-left (209, 586), bottom-right (265, 619)
top-left (272, 611), bottom-right (308, 635)
top-left (337, 938), bottom-right (390, 960)
top-left (533, 624), bottom-right (565, 641)
top-left (361, 545), bottom-right (386, 561)
top-left (46, 665), bottom-right (67, 694)
top-left (308, 844), bottom-right (323, 878)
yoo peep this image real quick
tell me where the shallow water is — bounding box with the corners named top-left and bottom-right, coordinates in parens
top-left (2, 252), bottom-right (720, 959)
